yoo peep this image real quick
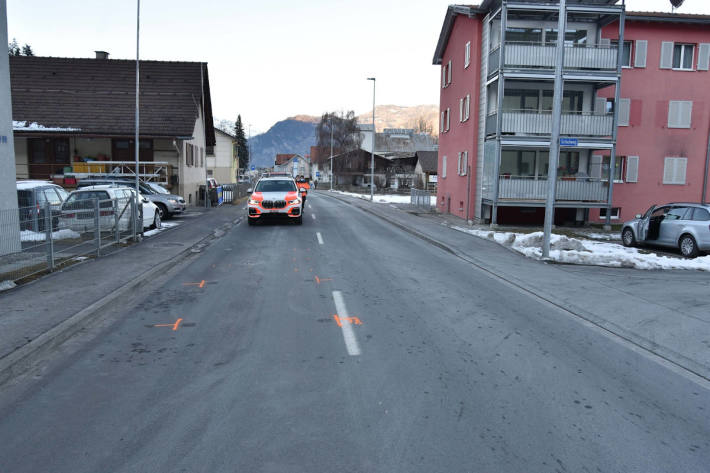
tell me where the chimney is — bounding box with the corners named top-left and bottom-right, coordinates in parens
top-left (94, 51), bottom-right (109, 60)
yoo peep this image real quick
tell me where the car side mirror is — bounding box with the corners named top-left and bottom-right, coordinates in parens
top-left (247, 188), bottom-right (253, 194)
top-left (635, 214), bottom-right (641, 219)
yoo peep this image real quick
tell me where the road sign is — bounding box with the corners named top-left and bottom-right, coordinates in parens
top-left (250, 165), bottom-right (255, 171)
top-left (316, 171), bottom-right (321, 177)
top-left (560, 137), bottom-right (579, 147)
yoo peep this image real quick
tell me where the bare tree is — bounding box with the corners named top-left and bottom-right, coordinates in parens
top-left (410, 115), bottom-right (433, 135)
top-left (314, 111), bottom-right (362, 164)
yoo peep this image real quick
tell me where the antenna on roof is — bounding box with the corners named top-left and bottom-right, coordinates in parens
top-left (670, 0), bottom-right (684, 13)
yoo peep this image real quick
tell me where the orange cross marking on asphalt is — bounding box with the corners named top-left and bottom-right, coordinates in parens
top-left (154, 318), bottom-right (183, 331)
top-left (315, 276), bottom-right (333, 284)
top-left (183, 280), bottom-right (206, 288)
top-left (333, 314), bottom-right (361, 327)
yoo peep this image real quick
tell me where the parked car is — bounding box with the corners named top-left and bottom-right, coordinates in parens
top-left (16, 180), bottom-right (69, 232)
top-left (60, 185), bottom-right (160, 233)
top-left (621, 203), bottom-right (710, 257)
top-left (76, 178), bottom-right (186, 218)
top-left (247, 176), bottom-right (302, 225)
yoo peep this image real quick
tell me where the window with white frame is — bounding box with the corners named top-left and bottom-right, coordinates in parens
top-left (447, 60), bottom-right (452, 85)
top-left (602, 156), bottom-right (625, 182)
top-left (465, 41), bottom-right (471, 68)
top-left (663, 157), bottom-right (687, 185)
top-left (599, 207), bottom-right (621, 219)
top-left (611, 40), bottom-right (632, 67)
top-left (442, 155), bottom-right (447, 178)
top-left (673, 43), bottom-right (695, 70)
top-left (465, 94), bottom-right (470, 121)
top-left (458, 151), bottom-right (468, 176)
top-left (668, 100), bottom-right (692, 128)
top-left (442, 61), bottom-right (452, 88)
top-left (446, 108), bottom-right (450, 131)
top-left (440, 111), bottom-right (445, 132)
top-left (459, 98), bottom-right (464, 123)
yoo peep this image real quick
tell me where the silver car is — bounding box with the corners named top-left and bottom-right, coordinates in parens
top-left (621, 203), bottom-right (710, 258)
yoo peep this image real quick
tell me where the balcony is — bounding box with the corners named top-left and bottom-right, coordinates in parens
top-left (488, 42), bottom-right (618, 75)
top-left (498, 176), bottom-right (607, 202)
top-left (486, 110), bottom-right (613, 137)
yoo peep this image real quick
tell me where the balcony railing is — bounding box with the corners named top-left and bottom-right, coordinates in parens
top-left (498, 176), bottom-right (607, 202)
top-left (488, 42), bottom-right (618, 74)
top-left (68, 161), bottom-right (172, 185)
top-left (486, 110), bottom-right (613, 136)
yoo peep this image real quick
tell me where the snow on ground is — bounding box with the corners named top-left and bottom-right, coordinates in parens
top-left (20, 229), bottom-right (81, 242)
top-left (13, 120), bottom-right (81, 132)
top-left (143, 221), bottom-right (179, 237)
top-left (0, 280), bottom-right (17, 292)
top-left (574, 231), bottom-right (620, 241)
top-left (332, 190), bottom-right (435, 205)
top-left (453, 227), bottom-right (710, 271)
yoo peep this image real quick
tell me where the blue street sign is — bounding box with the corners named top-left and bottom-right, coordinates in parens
top-left (250, 165), bottom-right (255, 171)
top-left (293, 158), bottom-right (298, 163)
top-left (560, 137), bottom-right (579, 147)
top-left (316, 171), bottom-right (321, 177)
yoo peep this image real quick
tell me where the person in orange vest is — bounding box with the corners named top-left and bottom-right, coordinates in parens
top-left (295, 175), bottom-right (310, 204)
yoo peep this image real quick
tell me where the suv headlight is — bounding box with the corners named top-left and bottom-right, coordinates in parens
top-left (288, 199), bottom-right (301, 205)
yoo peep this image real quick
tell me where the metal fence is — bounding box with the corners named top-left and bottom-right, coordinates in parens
top-left (410, 188), bottom-right (436, 210)
top-left (220, 182), bottom-right (252, 204)
top-left (0, 198), bottom-right (139, 284)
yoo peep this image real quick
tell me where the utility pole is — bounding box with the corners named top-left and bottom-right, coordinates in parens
top-left (134, 0), bottom-right (140, 199)
top-left (542, 0), bottom-right (567, 259)
top-left (367, 77), bottom-right (376, 201)
top-left (329, 116), bottom-right (334, 191)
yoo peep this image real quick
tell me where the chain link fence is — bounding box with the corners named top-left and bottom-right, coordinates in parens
top-left (410, 188), bottom-right (436, 211)
top-left (0, 197), bottom-right (139, 285)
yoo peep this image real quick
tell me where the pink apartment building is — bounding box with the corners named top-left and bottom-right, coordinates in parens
top-left (434, 1), bottom-right (710, 226)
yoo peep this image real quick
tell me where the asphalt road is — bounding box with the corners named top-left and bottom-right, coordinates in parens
top-left (0, 193), bottom-right (708, 472)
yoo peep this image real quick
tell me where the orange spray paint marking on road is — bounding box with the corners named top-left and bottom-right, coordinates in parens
top-left (315, 276), bottom-right (333, 285)
top-left (154, 318), bottom-right (183, 331)
top-left (183, 280), bottom-right (206, 288)
top-left (332, 314), bottom-right (361, 326)
top-left (199, 280), bottom-right (205, 288)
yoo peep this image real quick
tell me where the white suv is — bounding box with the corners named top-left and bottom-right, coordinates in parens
top-left (247, 177), bottom-right (303, 225)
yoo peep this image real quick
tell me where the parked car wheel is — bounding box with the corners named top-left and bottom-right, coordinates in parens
top-left (151, 212), bottom-right (162, 230)
top-left (621, 227), bottom-right (636, 247)
top-left (679, 234), bottom-right (699, 258)
top-left (155, 203), bottom-right (167, 219)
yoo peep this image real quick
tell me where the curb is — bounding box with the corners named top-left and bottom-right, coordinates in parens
top-left (321, 192), bottom-right (710, 383)
top-left (0, 215), bottom-right (242, 386)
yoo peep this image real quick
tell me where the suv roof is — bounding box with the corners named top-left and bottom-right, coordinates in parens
top-left (16, 180), bottom-right (59, 190)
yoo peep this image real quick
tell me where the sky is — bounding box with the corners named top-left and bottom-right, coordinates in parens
top-left (6, 0), bottom-right (710, 135)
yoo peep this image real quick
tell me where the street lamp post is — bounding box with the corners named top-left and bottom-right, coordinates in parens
top-left (367, 78), bottom-right (376, 201)
top-left (134, 0), bottom-right (141, 238)
top-left (329, 116), bottom-right (334, 191)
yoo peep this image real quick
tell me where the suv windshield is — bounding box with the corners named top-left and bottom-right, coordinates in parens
top-left (255, 180), bottom-right (297, 193)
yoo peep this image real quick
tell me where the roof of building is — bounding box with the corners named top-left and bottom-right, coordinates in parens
top-left (433, 3), bottom-right (710, 65)
top-left (415, 151), bottom-right (438, 173)
top-left (275, 153), bottom-right (298, 165)
top-left (215, 128), bottom-right (235, 139)
top-left (9, 55), bottom-right (216, 146)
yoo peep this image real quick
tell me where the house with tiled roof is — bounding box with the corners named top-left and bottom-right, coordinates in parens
top-left (9, 52), bottom-right (216, 205)
top-left (274, 153), bottom-right (311, 178)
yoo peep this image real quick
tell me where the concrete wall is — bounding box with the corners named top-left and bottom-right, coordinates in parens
top-left (596, 20), bottom-right (710, 222)
top-left (436, 14), bottom-right (481, 220)
top-left (0, 0), bottom-right (21, 255)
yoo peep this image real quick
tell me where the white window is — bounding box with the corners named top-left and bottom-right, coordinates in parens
top-left (465, 41), bottom-right (471, 68)
top-left (668, 100), bottom-right (692, 128)
top-left (464, 94), bottom-right (470, 121)
top-left (447, 60), bottom-right (452, 86)
top-left (440, 111), bottom-right (445, 132)
top-left (599, 207), bottom-right (621, 219)
top-left (457, 152), bottom-right (462, 175)
top-left (459, 98), bottom-right (464, 123)
top-left (442, 155), bottom-right (447, 178)
top-left (673, 43), bottom-right (695, 70)
top-left (462, 151), bottom-right (468, 176)
top-left (611, 40), bottom-right (632, 67)
top-left (442, 66), bottom-right (446, 88)
top-left (446, 107), bottom-right (450, 131)
top-left (663, 157), bottom-right (687, 185)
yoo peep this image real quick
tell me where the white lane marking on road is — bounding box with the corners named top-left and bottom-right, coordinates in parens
top-left (317, 232), bottom-right (324, 245)
top-left (308, 204), bottom-right (312, 209)
top-left (332, 291), bottom-right (361, 356)
top-left (311, 214), bottom-right (316, 220)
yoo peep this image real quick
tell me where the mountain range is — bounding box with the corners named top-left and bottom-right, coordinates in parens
top-left (238, 104), bottom-right (438, 169)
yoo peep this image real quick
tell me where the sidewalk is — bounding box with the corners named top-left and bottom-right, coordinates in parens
top-left (320, 190), bottom-right (710, 381)
top-left (0, 205), bottom-right (243, 384)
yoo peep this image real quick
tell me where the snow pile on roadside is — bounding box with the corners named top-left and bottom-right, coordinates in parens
top-left (143, 221), bottom-right (179, 237)
top-left (454, 227), bottom-right (710, 271)
top-left (575, 231), bottom-right (620, 241)
top-left (0, 280), bottom-right (17, 292)
top-left (20, 229), bottom-right (81, 242)
top-left (331, 190), bottom-right (435, 205)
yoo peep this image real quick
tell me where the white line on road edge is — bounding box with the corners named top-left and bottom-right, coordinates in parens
top-left (308, 204), bottom-right (312, 209)
top-left (316, 232), bottom-right (324, 245)
top-left (311, 214), bottom-right (316, 220)
top-left (332, 291), bottom-right (361, 356)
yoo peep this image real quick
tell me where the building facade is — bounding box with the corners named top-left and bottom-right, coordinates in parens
top-left (434, 1), bottom-right (710, 225)
top-left (207, 129), bottom-right (237, 184)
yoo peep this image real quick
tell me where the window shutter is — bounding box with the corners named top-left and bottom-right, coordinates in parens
top-left (447, 60), bottom-right (452, 85)
top-left (594, 97), bottom-right (607, 115)
top-left (590, 155), bottom-right (603, 179)
top-left (446, 108), bottom-right (450, 131)
top-left (634, 40), bottom-right (647, 68)
top-left (465, 42), bottom-right (471, 68)
top-left (626, 156), bottom-right (639, 183)
top-left (459, 98), bottom-right (464, 123)
top-left (442, 67), bottom-right (446, 88)
top-left (463, 151), bottom-right (468, 176)
top-left (663, 158), bottom-right (674, 184)
top-left (440, 112), bottom-right (444, 133)
top-left (465, 94), bottom-right (470, 121)
top-left (668, 101), bottom-right (692, 128)
top-left (698, 43), bottom-right (710, 71)
top-left (618, 98), bottom-right (630, 126)
top-left (675, 157), bottom-right (687, 184)
top-left (442, 155), bottom-right (447, 178)
top-left (660, 41), bottom-right (674, 69)
top-left (457, 152), bottom-right (462, 176)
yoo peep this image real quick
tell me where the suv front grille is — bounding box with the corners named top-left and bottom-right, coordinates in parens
top-left (262, 200), bottom-right (286, 209)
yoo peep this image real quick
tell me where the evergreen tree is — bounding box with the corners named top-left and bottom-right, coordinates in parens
top-left (8, 38), bottom-right (20, 56)
top-left (21, 44), bottom-right (33, 56)
top-left (234, 115), bottom-right (249, 170)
